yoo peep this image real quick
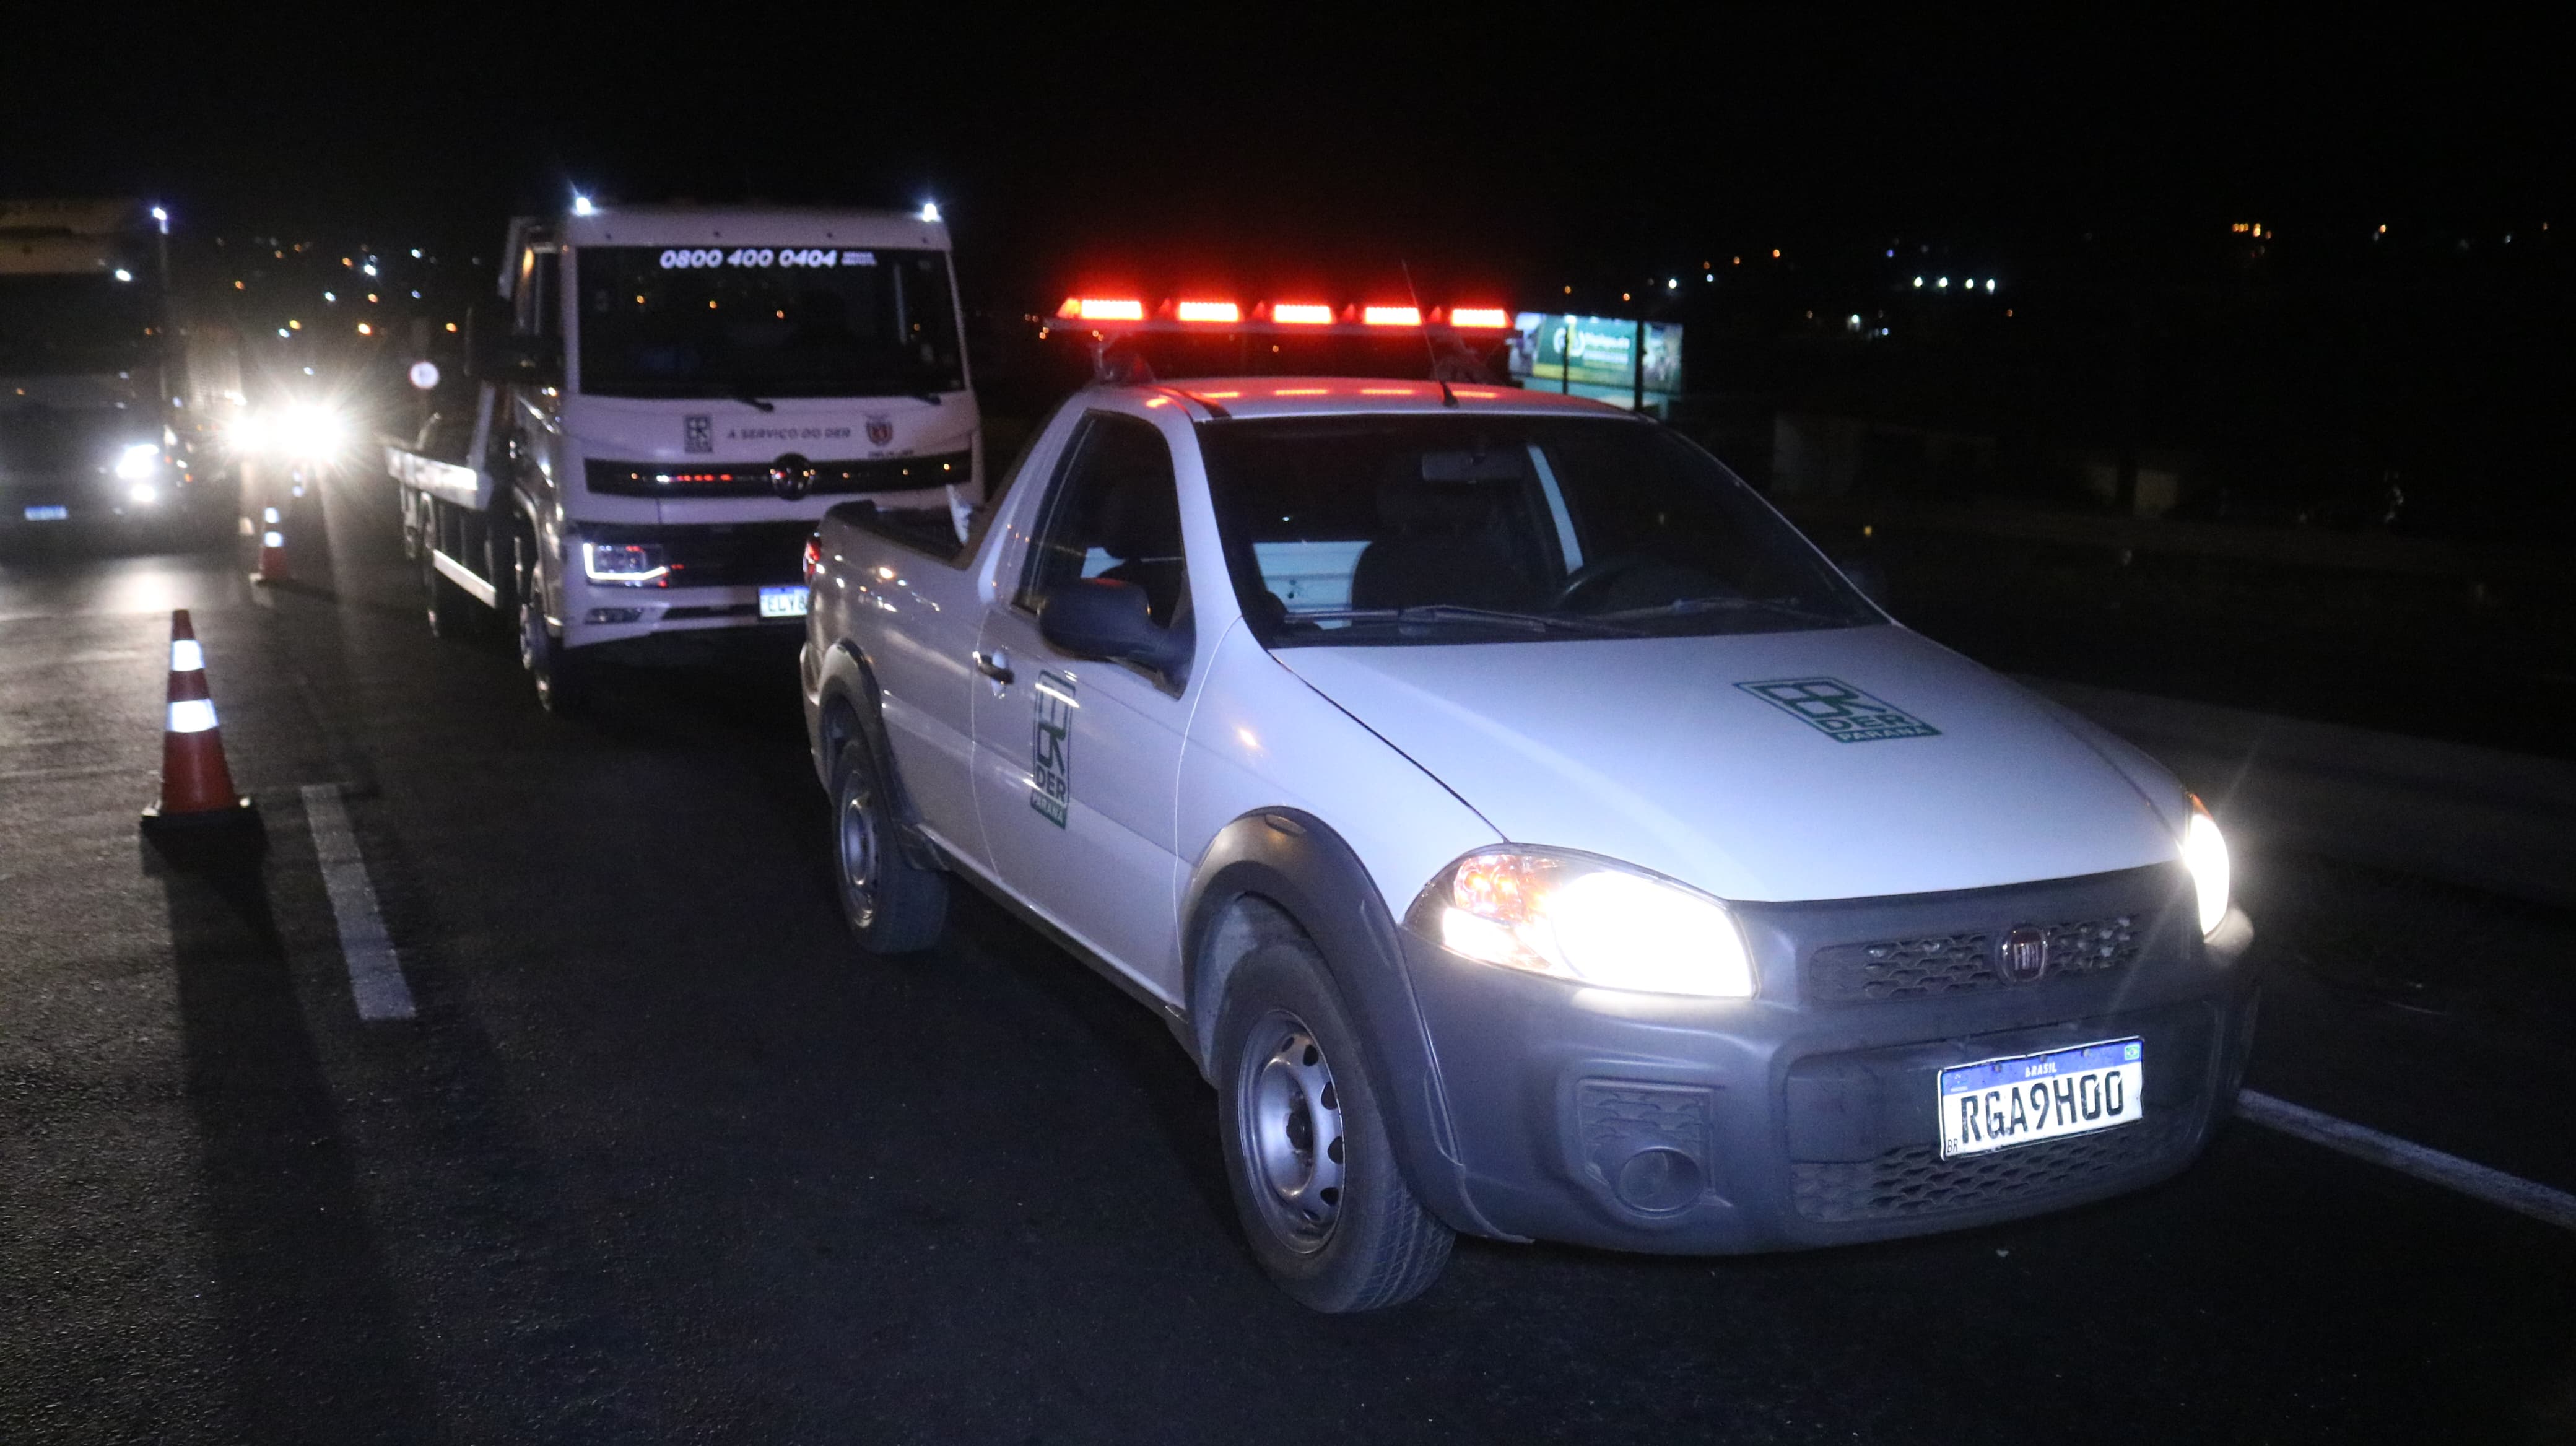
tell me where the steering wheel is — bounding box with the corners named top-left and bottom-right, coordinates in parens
top-left (1549, 553), bottom-right (1652, 611)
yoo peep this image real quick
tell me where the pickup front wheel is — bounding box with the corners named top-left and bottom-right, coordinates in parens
top-left (830, 739), bottom-right (947, 955)
top-left (1216, 938), bottom-right (1454, 1312)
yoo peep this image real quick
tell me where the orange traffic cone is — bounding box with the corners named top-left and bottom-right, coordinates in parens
top-left (140, 609), bottom-right (261, 840)
top-left (253, 502), bottom-right (290, 585)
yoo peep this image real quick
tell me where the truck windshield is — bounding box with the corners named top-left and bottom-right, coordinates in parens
top-left (1199, 414), bottom-right (1879, 647)
top-left (0, 276), bottom-right (156, 373)
top-left (574, 246), bottom-right (964, 400)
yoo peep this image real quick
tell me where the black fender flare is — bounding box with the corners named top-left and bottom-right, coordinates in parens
top-left (811, 639), bottom-right (942, 870)
top-left (1180, 808), bottom-right (1515, 1240)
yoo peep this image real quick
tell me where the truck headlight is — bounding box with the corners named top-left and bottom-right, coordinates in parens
top-left (582, 541), bottom-right (670, 586)
top-left (2183, 794), bottom-right (2230, 937)
top-left (115, 442), bottom-right (165, 480)
top-left (1405, 848), bottom-right (1756, 998)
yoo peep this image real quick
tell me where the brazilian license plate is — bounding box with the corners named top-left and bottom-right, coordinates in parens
top-left (22, 505), bottom-right (69, 521)
top-left (759, 585), bottom-right (810, 618)
top-left (1938, 1037), bottom-right (2143, 1159)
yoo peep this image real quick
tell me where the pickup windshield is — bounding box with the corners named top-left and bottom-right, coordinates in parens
top-left (574, 246), bottom-right (964, 400)
top-left (1199, 414), bottom-right (1878, 647)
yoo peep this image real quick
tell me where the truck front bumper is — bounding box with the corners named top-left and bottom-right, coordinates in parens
top-left (1399, 865), bottom-right (2259, 1254)
top-left (560, 519), bottom-right (812, 648)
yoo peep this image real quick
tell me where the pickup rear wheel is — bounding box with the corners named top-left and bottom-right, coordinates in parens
top-left (1216, 938), bottom-right (1454, 1312)
top-left (830, 739), bottom-right (947, 955)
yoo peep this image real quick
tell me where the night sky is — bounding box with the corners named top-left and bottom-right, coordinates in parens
top-left (5, 14), bottom-right (2561, 297)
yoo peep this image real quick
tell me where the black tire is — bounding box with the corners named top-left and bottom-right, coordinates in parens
top-left (513, 529), bottom-right (586, 717)
top-left (830, 739), bottom-right (947, 954)
top-left (1216, 937), bottom-right (1454, 1312)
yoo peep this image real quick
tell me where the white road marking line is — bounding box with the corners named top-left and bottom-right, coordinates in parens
top-left (2237, 1088), bottom-right (2576, 1232)
top-left (300, 783), bottom-right (416, 1022)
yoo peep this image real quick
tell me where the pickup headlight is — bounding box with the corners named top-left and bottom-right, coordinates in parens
top-left (1405, 848), bottom-right (1756, 998)
top-left (2183, 794), bottom-right (2230, 937)
top-left (115, 442), bottom-right (165, 480)
top-left (582, 541), bottom-right (670, 586)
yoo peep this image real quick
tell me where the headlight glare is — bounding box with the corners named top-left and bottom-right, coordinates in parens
top-left (1411, 849), bottom-right (1756, 998)
top-left (115, 442), bottom-right (164, 480)
top-left (2183, 795), bottom-right (2230, 937)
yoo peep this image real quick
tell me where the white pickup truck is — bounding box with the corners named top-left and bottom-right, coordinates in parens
top-left (799, 370), bottom-right (2256, 1312)
top-left (391, 204), bottom-right (978, 712)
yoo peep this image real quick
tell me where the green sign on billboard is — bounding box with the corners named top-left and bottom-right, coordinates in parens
top-left (1509, 313), bottom-right (1684, 396)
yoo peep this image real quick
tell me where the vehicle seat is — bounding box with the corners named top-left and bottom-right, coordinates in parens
top-left (1091, 473), bottom-right (1188, 625)
top-left (1349, 478), bottom-right (1536, 611)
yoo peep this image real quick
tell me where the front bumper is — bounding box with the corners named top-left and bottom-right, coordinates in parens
top-left (1402, 863), bottom-right (2259, 1253)
top-left (560, 519), bottom-right (813, 648)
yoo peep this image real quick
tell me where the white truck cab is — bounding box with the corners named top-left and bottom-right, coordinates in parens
top-left (399, 204), bottom-right (978, 711)
top-left (802, 357), bottom-right (2256, 1313)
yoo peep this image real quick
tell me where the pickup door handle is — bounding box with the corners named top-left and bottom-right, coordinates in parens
top-left (971, 649), bottom-right (1014, 684)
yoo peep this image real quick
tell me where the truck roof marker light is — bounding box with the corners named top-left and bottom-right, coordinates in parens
top-left (1362, 305), bottom-right (1422, 327)
top-left (1175, 300), bottom-right (1242, 323)
top-left (1059, 297), bottom-right (1144, 321)
top-left (920, 201), bottom-right (941, 223)
top-left (1270, 303), bottom-right (1334, 325)
top-left (1447, 307), bottom-right (1511, 328)
top-left (572, 193), bottom-right (596, 217)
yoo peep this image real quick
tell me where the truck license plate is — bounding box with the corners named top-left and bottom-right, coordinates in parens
top-left (759, 585), bottom-right (811, 618)
top-left (1938, 1037), bottom-right (2143, 1159)
top-left (22, 505), bottom-right (69, 521)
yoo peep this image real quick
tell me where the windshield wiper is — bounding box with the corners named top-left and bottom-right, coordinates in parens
top-left (1595, 595), bottom-right (1848, 627)
top-left (1290, 604), bottom-right (1642, 637)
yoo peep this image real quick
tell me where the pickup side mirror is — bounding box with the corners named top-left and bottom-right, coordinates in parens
top-left (1037, 579), bottom-right (1191, 683)
top-left (1835, 556), bottom-right (1891, 609)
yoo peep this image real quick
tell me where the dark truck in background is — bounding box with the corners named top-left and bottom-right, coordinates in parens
top-left (1, 199), bottom-right (230, 534)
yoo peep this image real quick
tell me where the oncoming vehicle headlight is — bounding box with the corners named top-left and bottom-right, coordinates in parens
top-left (583, 541), bottom-right (670, 586)
top-left (274, 403), bottom-right (347, 460)
top-left (2183, 793), bottom-right (2230, 937)
top-left (1406, 849), bottom-right (1756, 998)
top-left (115, 441), bottom-right (165, 480)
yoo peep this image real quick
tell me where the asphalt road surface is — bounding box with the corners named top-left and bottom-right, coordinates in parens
top-left (4, 459), bottom-right (2574, 1445)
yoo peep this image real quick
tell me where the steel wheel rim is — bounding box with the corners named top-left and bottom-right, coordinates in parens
top-left (1243, 1011), bottom-right (1346, 1251)
top-left (838, 785), bottom-right (879, 929)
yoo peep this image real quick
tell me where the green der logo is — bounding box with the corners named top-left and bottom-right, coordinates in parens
top-left (1736, 677), bottom-right (1940, 743)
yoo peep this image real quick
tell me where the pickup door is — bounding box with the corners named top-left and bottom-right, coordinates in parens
top-left (966, 408), bottom-right (1205, 1004)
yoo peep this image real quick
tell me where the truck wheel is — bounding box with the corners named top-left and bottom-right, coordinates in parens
top-left (423, 546), bottom-right (476, 640)
top-left (830, 739), bottom-right (947, 954)
top-left (518, 578), bottom-right (586, 716)
top-left (1216, 938), bottom-right (1455, 1312)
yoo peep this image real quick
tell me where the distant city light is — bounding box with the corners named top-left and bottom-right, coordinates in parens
top-left (287, 319), bottom-right (301, 330)
top-left (362, 263), bottom-right (376, 277)
top-left (276, 328), bottom-right (289, 338)
top-left (323, 292), bottom-right (335, 302)
top-left (1913, 276), bottom-right (1924, 287)
top-left (112, 268), bottom-right (132, 282)
top-left (1985, 279), bottom-right (1996, 293)
top-left (1666, 277), bottom-right (1678, 289)
top-left (410, 248), bottom-right (422, 258)
top-left (1937, 277), bottom-right (1949, 289)
top-left (357, 323), bottom-right (372, 335)
top-left (411, 290), bottom-right (421, 298)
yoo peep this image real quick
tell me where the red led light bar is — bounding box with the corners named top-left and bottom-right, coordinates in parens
top-left (1269, 303), bottom-right (1334, 325)
top-left (1175, 300), bottom-right (1242, 323)
top-left (1361, 305), bottom-right (1422, 327)
top-left (1447, 307), bottom-right (1511, 328)
top-left (1058, 296), bottom-right (1146, 321)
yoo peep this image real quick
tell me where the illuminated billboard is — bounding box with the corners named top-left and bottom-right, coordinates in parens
top-left (1508, 313), bottom-right (1684, 404)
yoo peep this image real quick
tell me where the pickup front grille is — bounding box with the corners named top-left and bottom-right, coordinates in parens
top-left (1806, 913), bottom-right (2145, 1004)
top-left (1790, 1110), bottom-right (2188, 1223)
top-left (585, 449), bottom-right (968, 499)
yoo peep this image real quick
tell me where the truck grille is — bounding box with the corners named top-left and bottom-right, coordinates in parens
top-left (1806, 913), bottom-right (2144, 1004)
top-left (585, 450), bottom-right (968, 499)
top-left (1789, 1111), bottom-right (2187, 1223)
